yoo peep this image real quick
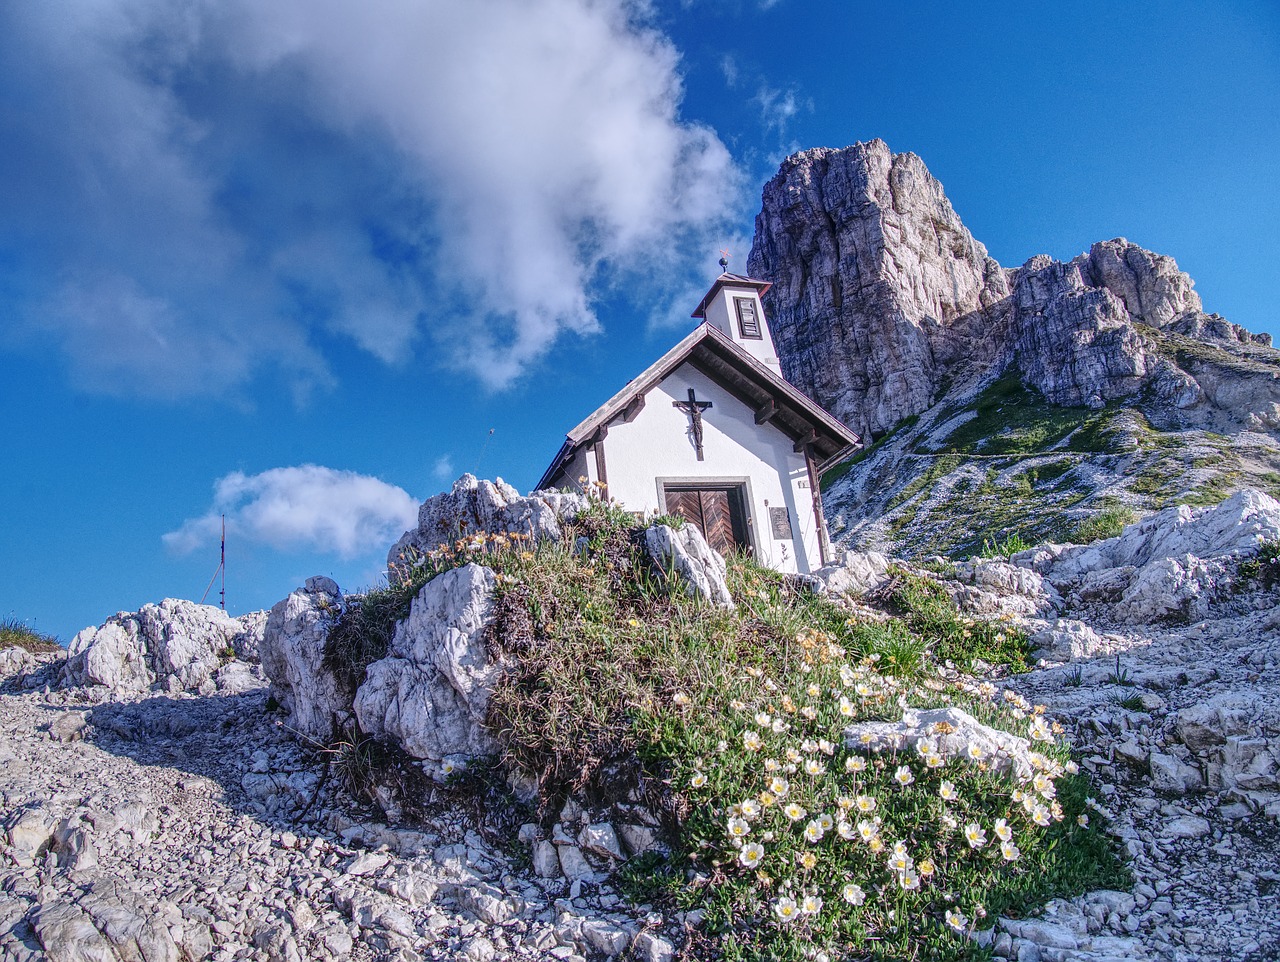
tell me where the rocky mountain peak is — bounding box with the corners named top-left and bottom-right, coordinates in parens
top-left (749, 141), bottom-right (1275, 440)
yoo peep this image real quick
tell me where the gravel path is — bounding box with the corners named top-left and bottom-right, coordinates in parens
top-left (0, 662), bottom-right (670, 962)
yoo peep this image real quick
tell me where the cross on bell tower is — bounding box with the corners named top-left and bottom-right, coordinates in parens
top-left (673, 388), bottom-right (713, 460)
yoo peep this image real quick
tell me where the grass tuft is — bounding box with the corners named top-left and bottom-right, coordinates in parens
top-left (0, 618), bottom-right (61, 653)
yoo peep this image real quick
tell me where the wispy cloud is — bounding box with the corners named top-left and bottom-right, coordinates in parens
top-left (0, 1), bottom-right (742, 399)
top-left (163, 465), bottom-right (419, 558)
top-left (755, 83), bottom-right (813, 141)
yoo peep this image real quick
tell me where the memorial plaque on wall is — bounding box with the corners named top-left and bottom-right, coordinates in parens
top-left (769, 506), bottom-right (793, 539)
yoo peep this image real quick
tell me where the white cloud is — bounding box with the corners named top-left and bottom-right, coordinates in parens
top-left (0, 0), bottom-right (744, 398)
top-left (164, 466), bottom-right (419, 559)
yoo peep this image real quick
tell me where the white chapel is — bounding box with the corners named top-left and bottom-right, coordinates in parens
top-left (537, 271), bottom-right (861, 574)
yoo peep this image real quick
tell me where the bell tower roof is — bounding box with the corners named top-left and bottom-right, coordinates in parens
top-left (691, 273), bottom-right (772, 319)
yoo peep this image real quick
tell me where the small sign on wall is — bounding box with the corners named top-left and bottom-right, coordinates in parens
top-left (769, 506), bottom-right (793, 539)
top-left (797, 479), bottom-right (810, 489)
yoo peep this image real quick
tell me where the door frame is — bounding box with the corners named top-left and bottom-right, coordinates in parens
top-left (655, 476), bottom-right (758, 558)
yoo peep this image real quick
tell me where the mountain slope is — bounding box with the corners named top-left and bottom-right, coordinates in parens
top-left (747, 140), bottom-right (1280, 556)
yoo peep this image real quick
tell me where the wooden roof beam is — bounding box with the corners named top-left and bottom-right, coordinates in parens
top-left (754, 399), bottom-right (777, 424)
top-left (793, 429), bottom-right (817, 453)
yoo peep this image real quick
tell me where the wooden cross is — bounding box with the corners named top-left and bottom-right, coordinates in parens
top-left (673, 388), bottom-right (713, 460)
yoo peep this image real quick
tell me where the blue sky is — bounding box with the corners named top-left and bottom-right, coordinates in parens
top-left (3, 0), bottom-right (1277, 643)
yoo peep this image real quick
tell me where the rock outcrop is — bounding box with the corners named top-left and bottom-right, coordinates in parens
top-left (258, 576), bottom-right (350, 744)
top-left (63, 599), bottom-right (265, 695)
top-left (354, 564), bottom-right (501, 768)
top-left (387, 474), bottom-right (587, 571)
top-left (1021, 489), bottom-right (1280, 625)
top-left (749, 139), bottom-right (1278, 440)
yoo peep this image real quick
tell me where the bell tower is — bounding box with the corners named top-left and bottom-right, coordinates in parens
top-left (691, 258), bottom-right (779, 369)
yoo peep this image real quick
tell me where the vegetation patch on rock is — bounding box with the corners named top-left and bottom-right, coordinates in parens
top-left (333, 496), bottom-right (1125, 961)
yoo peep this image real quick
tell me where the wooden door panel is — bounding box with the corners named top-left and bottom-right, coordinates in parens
top-left (665, 490), bottom-right (703, 528)
top-left (699, 490), bottom-right (737, 555)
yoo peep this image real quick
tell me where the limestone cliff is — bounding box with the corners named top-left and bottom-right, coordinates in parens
top-left (748, 140), bottom-right (1280, 556)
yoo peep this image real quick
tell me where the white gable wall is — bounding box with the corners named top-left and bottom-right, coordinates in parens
top-left (596, 362), bottom-right (822, 574)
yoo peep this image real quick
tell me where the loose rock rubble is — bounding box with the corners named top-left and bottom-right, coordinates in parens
top-left (0, 660), bottom-right (683, 962)
top-left (826, 489), bottom-right (1280, 962)
top-left (6, 485), bottom-right (1278, 961)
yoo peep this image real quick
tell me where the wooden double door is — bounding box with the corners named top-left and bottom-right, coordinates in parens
top-left (663, 485), bottom-right (751, 556)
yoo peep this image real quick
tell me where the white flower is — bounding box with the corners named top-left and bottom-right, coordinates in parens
top-left (845, 756), bottom-right (867, 773)
top-left (800, 894), bottom-right (823, 916)
top-left (806, 683), bottom-right (821, 698)
top-left (773, 896), bottom-right (799, 922)
top-left (768, 776), bottom-right (790, 798)
top-left (742, 730), bottom-right (763, 751)
top-left (964, 823), bottom-right (987, 848)
top-left (893, 765), bottom-right (915, 786)
top-left (939, 780), bottom-right (958, 802)
top-left (897, 869), bottom-right (920, 891)
top-left (836, 820), bottom-right (856, 841)
top-left (741, 799), bottom-right (761, 819)
top-left (784, 802), bottom-right (807, 822)
top-left (817, 812), bottom-right (834, 831)
top-left (839, 696), bottom-right (856, 717)
top-left (1077, 813), bottom-right (1089, 827)
top-left (1000, 840), bottom-right (1021, 861)
top-left (994, 818), bottom-right (1012, 842)
top-left (945, 908), bottom-right (968, 932)
top-left (803, 820), bottom-right (825, 843)
top-left (855, 795), bottom-right (877, 813)
top-left (856, 820), bottom-right (879, 842)
top-left (672, 692), bottom-right (690, 706)
top-left (690, 772), bottom-right (707, 788)
top-left (727, 817), bottom-right (750, 839)
top-left (819, 739), bottom-right (835, 756)
top-left (730, 699), bottom-right (746, 711)
top-left (1032, 804), bottom-right (1052, 827)
top-left (804, 759), bottom-right (826, 776)
top-left (967, 743), bottom-right (986, 761)
top-left (738, 842), bottom-right (765, 868)
top-left (842, 882), bottom-right (866, 905)
top-left (755, 711), bottom-right (772, 727)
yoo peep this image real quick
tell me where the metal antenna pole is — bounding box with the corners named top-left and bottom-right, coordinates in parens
top-left (220, 514), bottom-right (226, 610)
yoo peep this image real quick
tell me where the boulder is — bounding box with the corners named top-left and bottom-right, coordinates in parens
top-left (63, 599), bottom-right (263, 695)
top-left (387, 474), bottom-right (586, 571)
top-left (353, 564), bottom-right (500, 766)
top-left (258, 577), bottom-right (350, 744)
top-left (643, 523), bottom-right (734, 608)
top-left (810, 550), bottom-right (892, 596)
top-left (844, 706), bottom-right (1040, 780)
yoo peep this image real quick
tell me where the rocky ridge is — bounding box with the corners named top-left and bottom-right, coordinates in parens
top-left (747, 139), bottom-right (1280, 557)
top-left (4, 482), bottom-right (1278, 962)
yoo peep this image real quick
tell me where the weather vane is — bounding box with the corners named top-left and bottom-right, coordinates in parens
top-left (718, 248), bottom-right (730, 273)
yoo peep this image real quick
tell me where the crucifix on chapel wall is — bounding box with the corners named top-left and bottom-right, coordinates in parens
top-left (673, 388), bottom-right (713, 460)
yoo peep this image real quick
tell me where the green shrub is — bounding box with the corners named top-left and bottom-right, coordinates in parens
top-left (1237, 540), bottom-right (1280, 591)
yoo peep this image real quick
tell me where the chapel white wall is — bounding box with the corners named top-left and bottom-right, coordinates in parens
top-left (598, 363), bottom-right (821, 574)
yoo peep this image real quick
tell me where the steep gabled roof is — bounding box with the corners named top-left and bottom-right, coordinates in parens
top-left (535, 322), bottom-right (860, 490)
top-left (691, 272), bottom-right (772, 318)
